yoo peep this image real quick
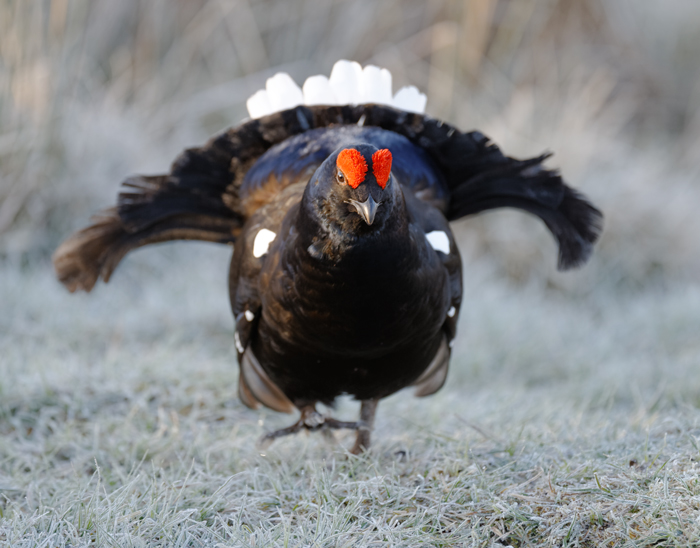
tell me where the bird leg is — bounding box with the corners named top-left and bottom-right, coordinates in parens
top-left (258, 404), bottom-right (367, 449)
top-left (350, 399), bottom-right (379, 454)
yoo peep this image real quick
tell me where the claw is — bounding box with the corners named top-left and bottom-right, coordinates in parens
top-left (258, 405), bottom-right (367, 448)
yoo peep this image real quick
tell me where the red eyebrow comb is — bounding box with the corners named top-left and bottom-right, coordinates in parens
top-left (336, 149), bottom-right (368, 189)
top-left (372, 149), bottom-right (392, 189)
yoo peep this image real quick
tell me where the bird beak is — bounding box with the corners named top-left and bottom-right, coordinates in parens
top-left (348, 195), bottom-right (380, 225)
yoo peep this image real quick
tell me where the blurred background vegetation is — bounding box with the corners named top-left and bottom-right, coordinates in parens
top-left (2, 5), bottom-right (700, 543)
top-left (1, 0), bottom-right (699, 289)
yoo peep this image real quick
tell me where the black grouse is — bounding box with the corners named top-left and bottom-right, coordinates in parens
top-left (54, 63), bottom-right (602, 453)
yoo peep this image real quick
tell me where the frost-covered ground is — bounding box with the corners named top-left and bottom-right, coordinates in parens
top-left (2, 243), bottom-right (700, 546)
top-left (2, 1), bottom-right (700, 546)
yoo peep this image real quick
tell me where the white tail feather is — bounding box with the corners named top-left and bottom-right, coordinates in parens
top-left (265, 73), bottom-right (303, 112)
top-left (302, 75), bottom-right (338, 106)
top-left (246, 89), bottom-right (273, 119)
top-left (246, 60), bottom-right (427, 119)
top-left (360, 65), bottom-right (393, 105)
top-left (393, 85), bottom-right (427, 114)
top-left (329, 60), bottom-right (363, 105)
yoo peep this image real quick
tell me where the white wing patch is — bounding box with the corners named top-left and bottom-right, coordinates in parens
top-left (246, 60), bottom-right (427, 119)
top-left (253, 228), bottom-right (276, 258)
top-left (234, 331), bottom-right (245, 353)
top-left (426, 230), bottom-right (450, 255)
top-left (244, 310), bottom-right (255, 322)
top-left (447, 306), bottom-right (456, 318)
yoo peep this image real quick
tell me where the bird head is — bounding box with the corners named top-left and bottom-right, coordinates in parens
top-left (302, 143), bottom-right (399, 238)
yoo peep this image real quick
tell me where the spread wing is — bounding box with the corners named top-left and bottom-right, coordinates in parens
top-left (55, 104), bottom-right (601, 294)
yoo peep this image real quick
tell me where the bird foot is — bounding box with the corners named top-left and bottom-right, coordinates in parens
top-left (258, 406), bottom-right (366, 449)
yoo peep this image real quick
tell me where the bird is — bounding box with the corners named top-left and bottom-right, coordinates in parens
top-left (53, 61), bottom-right (603, 453)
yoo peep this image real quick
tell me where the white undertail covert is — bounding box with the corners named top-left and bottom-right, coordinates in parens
top-left (246, 60), bottom-right (427, 119)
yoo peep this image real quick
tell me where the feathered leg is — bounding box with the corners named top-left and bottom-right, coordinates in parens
top-left (350, 399), bottom-right (379, 454)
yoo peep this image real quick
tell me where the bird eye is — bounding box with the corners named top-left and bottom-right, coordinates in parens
top-left (337, 170), bottom-right (345, 184)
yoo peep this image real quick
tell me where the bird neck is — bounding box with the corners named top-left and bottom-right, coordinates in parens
top-left (295, 186), bottom-right (410, 264)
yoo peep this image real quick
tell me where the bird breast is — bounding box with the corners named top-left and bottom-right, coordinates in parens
top-left (259, 228), bottom-right (449, 358)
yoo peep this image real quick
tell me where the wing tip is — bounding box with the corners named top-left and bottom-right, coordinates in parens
top-left (556, 186), bottom-right (604, 270)
top-left (52, 209), bottom-right (126, 293)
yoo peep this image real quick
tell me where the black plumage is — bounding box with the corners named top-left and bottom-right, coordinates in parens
top-left (54, 104), bottom-right (602, 452)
